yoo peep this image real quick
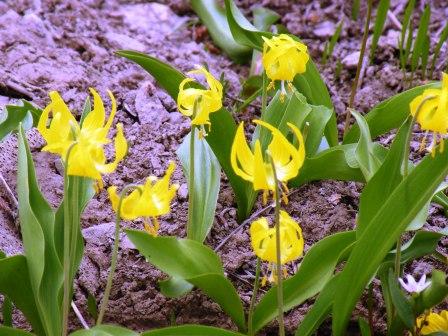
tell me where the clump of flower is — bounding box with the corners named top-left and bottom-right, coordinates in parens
top-left (410, 72), bottom-right (448, 155)
top-left (37, 89), bottom-right (127, 188)
top-left (262, 34), bottom-right (310, 99)
top-left (108, 162), bottom-right (179, 236)
top-left (416, 310), bottom-right (448, 335)
top-left (177, 65), bottom-right (223, 137)
top-left (398, 273), bottom-right (431, 294)
top-left (231, 119), bottom-right (305, 204)
top-left (250, 211), bottom-right (304, 284)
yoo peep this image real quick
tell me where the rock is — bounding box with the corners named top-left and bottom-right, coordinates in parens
top-left (313, 21), bottom-right (336, 38)
top-left (105, 32), bottom-right (146, 52)
top-left (178, 183), bottom-right (188, 199)
top-left (378, 30), bottom-right (400, 50)
top-left (342, 51), bottom-right (361, 69)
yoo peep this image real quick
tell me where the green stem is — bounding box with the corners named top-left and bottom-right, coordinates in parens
top-left (343, 0), bottom-right (373, 138)
top-left (270, 157), bottom-right (285, 336)
top-left (62, 144), bottom-right (77, 336)
top-left (97, 185), bottom-right (135, 325)
top-left (186, 125), bottom-right (196, 239)
top-left (261, 72), bottom-right (268, 119)
top-left (247, 258), bottom-right (261, 336)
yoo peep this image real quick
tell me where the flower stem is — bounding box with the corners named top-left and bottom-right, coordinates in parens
top-left (270, 157), bottom-right (285, 336)
top-left (97, 186), bottom-right (133, 325)
top-left (261, 72), bottom-right (268, 118)
top-left (343, 0), bottom-right (373, 138)
top-left (186, 125), bottom-right (196, 239)
top-left (247, 257), bottom-right (261, 336)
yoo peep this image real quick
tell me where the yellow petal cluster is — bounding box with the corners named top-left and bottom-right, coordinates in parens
top-left (416, 310), bottom-right (448, 335)
top-left (107, 162), bottom-right (179, 236)
top-left (262, 34), bottom-right (309, 86)
top-left (250, 211), bottom-right (304, 264)
top-left (177, 66), bottom-right (223, 128)
top-left (37, 89), bottom-right (127, 185)
top-left (231, 119), bottom-right (305, 201)
top-left (410, 72), bottom-right (448, 154)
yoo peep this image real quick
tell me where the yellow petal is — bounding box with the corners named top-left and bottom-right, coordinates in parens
top-left (230, 122), bottom-right (256, 182)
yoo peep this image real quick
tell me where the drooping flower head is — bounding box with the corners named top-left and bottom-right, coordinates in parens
top-left (398, 273), bottom-right (431, 294)
top-left (108, 162), bottom-right (179, 236)
top-left (409, 72), bottom-right (448, 155)
top-left (37, 89), bottom-right (127, 188)
top-left (250, 211), bottom-right (304, 284)
top-left (231, 119), bottom-right (305, 204)
top-left (262, 34), bottom-right (310, 97)
top-left (416, 310), bottom-right (448, 335)
top-left (177, 66), bottom-right (223, 136)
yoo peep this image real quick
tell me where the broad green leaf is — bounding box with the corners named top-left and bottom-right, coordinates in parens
top-left (2, 295), bottom-right (12, 327)
top-left (0, 326), bottom-right (35, 336)
top-left (0, 255), bottom-right (44, 335)
top-left (352, 111), bottom-right (381, 180)
top-left (159, 276), bottom-right (193, 298)
top-left (343, 82), bottom-right (441, 144)
top-left (190, 0), bottom-right (251, 63)
top-left (0, 101), bottom-right (42, 141)
top-left (253, 7), bottom-right (280, 31)
top-left (419, 270), bottom-right (448, 312)
top-left (358, 318), bottom-right (372, 336)
top-left (387, 269), bottom-right (415, 329)
top-left (71, 325), bottom-right (139, 336)
top-left (17, 126), bottom-right (62, 336)
top-left (332, 139), bottom-right (448, 336)
top-left (177, 131), bottom-right (220, 242)
top-left (125, 230), bottom-right (246, 331)
top-left (369, 0), bottom-right (390, 62)
top-left (251, 231), bottom-right (356, 333)
top-left (411, 5), bottom-right (430, 72)
top-left (143, 325), bottom-right (245, 336)
top-left (117, 50), bottom-right (253, 220)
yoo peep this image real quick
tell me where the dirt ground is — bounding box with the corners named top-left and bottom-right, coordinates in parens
top-left (0, 0), bottom-right (447, 335)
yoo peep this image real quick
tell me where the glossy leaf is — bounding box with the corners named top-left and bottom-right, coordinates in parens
top-left (0, 255), bottom-right (44, 335)
top-left (0, 101), bottom-right (42, 142)
top-left (253, 7), bottom-right (280, 31)
top-left (17, 126), bottom-right (62, 336)
top-left (343, 82), bottom-right (441, 144)
top-left (332, 139), bottom-right (448, 336)
top-left (143, 325), bottom-right (246, 336)
top-left (125, 230), bottom-right (246, 331)
top-left (251, 231), bottom-right (356, 333)
top-left (190, 0), bottom-right (251, 63)
top-left (117, 50), bottom-right (253, 220)
top-left (71, 325), bottom-right (139, 336)
top-left (177, 131), bottom-right (220, 242)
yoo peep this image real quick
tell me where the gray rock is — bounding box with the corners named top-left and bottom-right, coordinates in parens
top-left (313, 21), bottom-right (336, 38)
top-left (342, 51), bottom-right (361, 69)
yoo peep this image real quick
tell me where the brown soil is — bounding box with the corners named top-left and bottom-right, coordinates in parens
top-left (0, 0), bottom-right (447, 335)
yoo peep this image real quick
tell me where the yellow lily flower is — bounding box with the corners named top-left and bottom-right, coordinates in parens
top-left (177, 66), bottom-right (223, 136)
top-left (231, 119), bottom-right (305, 204)
top-left (107, 162), bottom-right (179, 236)
top-left (250, 211), bottom-right (304, 284)
top-left (37, 89), bottom-right (127, 187)
top-left (416, 310), bottom-right (448, 335)
top-left (410, 72), bottom-right (448, 155)
top-left (262, 34), bottom-right (310, 97)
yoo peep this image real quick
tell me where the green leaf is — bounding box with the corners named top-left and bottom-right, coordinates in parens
top-left (117, 51), bottom-right (254, 220)
top-left (177, 131), bottom-right (221, 242)
top-left (125, 230), bottom-right (246, 331)
top-left (0, 255), bottom-right (44, 335)
top-left (2, 296), bottom-right (12, 327)
top-left (142, 325), bottom-right (246, 336)
top-left (71, 325), bottom-right (139, 336)
top-left (421, 35), bottom-right (430, 79)
top-left (352, 0), bottom-right (360, 20)
top-left (369, 0), bottom-right (390, 62)
top-left (358, 318), bottom-right (372, 336)
top-left (159, 276), bottom-right (193, 298)
top-left (251, 231), bottom-right (356, 333)
top-left (17, 126), bottom-right (62, 336)
top-left (419, 270), bottom-right (448, 312)
top-left (429, 21), bottom-right (448, 79)
top-left (387, 269), bottom-right (415, 329)
top-left (0, 101), bottom-right (42, 142)
top-left (343, 82), bottom-right (441, 144)
top-left (0, 326), bottom-right (35, 336)
top-left (190, 0), bottom-right (251, 63)
top-left (352, 111), bottom-right (381, 180)
top-left (332, 139), bottom-right (448, 336)
top-left (411, 5), bottom-right (430, 72)
top-left (87, 291), bottom-right (98, 321)
top-left (400, 0), bottom-right (416, 69)
top-left (253, 7), bottom-right (280, 31)
top-left (322, 20), bottom-right (343, 65)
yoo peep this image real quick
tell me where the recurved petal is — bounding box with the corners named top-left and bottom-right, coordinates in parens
top-left (83, 88), bottom-right (106, 131)
top-left (231, 122), bottom-right (255, 182)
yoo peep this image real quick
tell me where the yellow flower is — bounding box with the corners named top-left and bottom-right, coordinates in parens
top-left (177, 66), bottom-right (223, 135)
top-left (250, 211), bottom-right (304, 284)
top-left (262, 34), bottom-right (310, 97)
top-left (230, 119), bottom-right (305, 204)
top-left (410, 72), bottom-right (448, 155)
top-left (416, 310), bottom-right (448, 335)
top-left (37, 89), bottom-right (127, 187)
top-left (107, 162), bottom-right (179, 236)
